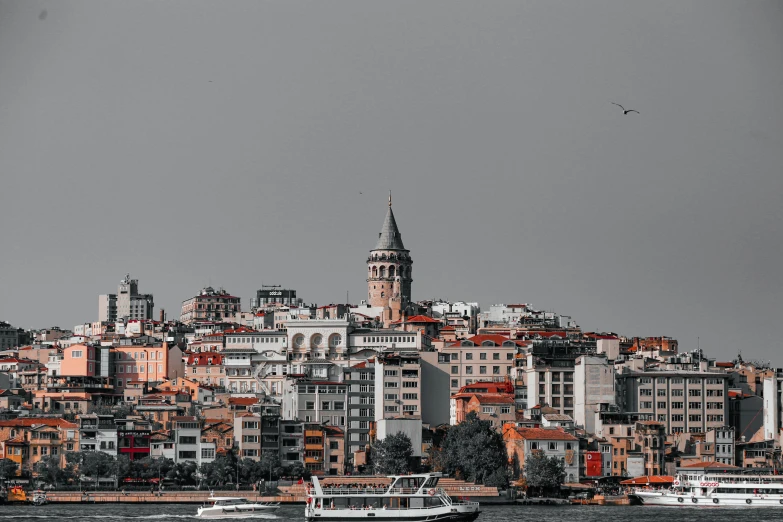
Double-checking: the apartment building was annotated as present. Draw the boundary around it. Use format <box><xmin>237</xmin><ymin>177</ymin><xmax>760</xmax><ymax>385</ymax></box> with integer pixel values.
<box><xmin>180</xmin><ymin>286</ymin><xmax>241</xmax><ymax>324</ymax></box>
<box><xmin>280</xmin><ymin>420</ymin><xmax>304</xmax><ymax>468</ymax></box>
<box><xmin>343</xmin><ymin>362</ymin><xmax>375</xmax><ymax>457</ymax></box>
<box><xmin>78</xmin><ymin>414</ymin><xmax>117</xmax><ymax>455</ymax></box>
<box><xmin>374</xmin><ymin>350</ymin><xmax>421</xmax><ymax>420</ymax></box>
<box><xmin>441</xmin><ymin>335</ymin><xmax>520</xmax><ymax>394</ymax></box>
<box><xmin>112</xmin><ymin>342</ymin><xmax>184</xmax><ymax>389</ymax></box>
<box><xmin>0</xmin><ymin>418</ymin><xmax>78</xmax><ymax>474</ymax></box>
<box><xmin>282</xmin><ymin>378</ymin><xmax>347</xmax><ymax>428</ymax></box>
<box><xmin>616</xmin><ymin>370</ymin><xmax>729</xmax><ymax>434</ymax></box>
<box><xmin>172</xmin><ymin>416</ymin><xmax>216</xmax><ymax>465</ymax></box>
<box><xmin>634</xmin><ymin>421</ymin><xmax>666</xmax><ymax>476</ymax></box>
<box><xmin>323</xmin><ymin>426</ymin><xmax>345</xmax><ymax>475</ymax></box>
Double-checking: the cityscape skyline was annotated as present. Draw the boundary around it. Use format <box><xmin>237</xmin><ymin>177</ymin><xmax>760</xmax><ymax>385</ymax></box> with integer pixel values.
<box><xmin>1</xmin><ymin>1</ymin><xmax>782</xmax><ymax>363</ymax></box>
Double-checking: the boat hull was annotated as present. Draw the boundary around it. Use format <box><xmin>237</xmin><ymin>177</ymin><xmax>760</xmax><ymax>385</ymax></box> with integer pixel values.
<box><xmin>196</xmin><ymin>506</ymin><xmax>279</xmax><ymax>518</ymax></box>
<box><xmin>633</xmin><ymin>492</ymin><xmax>783</xmax><ymax>507</ymax></box>
<box><xmin>306</xmin><ymin>512</ymin><xmax>480</xmax><ymax>522</ymax></box>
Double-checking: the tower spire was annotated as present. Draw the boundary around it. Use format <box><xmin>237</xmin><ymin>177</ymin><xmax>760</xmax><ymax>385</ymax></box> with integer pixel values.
<box><xmin>389</xmin><ymin>190</ymin><xmax>392</xmax><ymax>207</ymax></box>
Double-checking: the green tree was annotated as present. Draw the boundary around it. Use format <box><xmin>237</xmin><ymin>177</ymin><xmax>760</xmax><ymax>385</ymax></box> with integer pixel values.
<box><xmin>35</xmin><ymin>454</ymin><xmax>74</xmax><ymax>487</ymax></box>
<box><xmin>284</xmin><ymin>461</ymin><xmax>310</xmax><ymax>481</ymax></box>
<box><xmin>0</xmin><ymin>458</ymin><xmax>19</xmax><ymax>479</ymax></box>
<box><xmin>523</xmin><ymin>450</ymin><xmax>565</xmax><ymax>496</ymax></box>
<box><xmin>371</xmin><ymin>432</ymin><xmax>414</xmax><ymax>475</ymax></box>
<box><xmin>200</xmin><ymin>454</ymin><xmax>237</xmax><ymax>486</ymax></box>
<box><xmin>167</xmin><ymin>461</ymin><xmax>198</xmax><ymax>485</ymax></box>
<box><xmin>436</xmin><ymin>412</ymin><xmax>508</xmax><ymax>487</ymax></box>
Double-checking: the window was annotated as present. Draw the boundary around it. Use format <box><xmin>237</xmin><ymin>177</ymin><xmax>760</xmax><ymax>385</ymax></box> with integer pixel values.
<box><xmin>671</xmin><ymin>414</ymin><xmax>684</xmax><ymax>422</ymax></box>
<box><xmin>480</xmin><ymin>353</ymin><xmax>487</xmax><ymax>360</ymax></box>
<box><xmin>689</xmin><ymin>389</ymin><xmax>701</xmax><ymax>397</ymax></box>
<box><xmin>465</xmin><ymin>353</ymin><xmax>473</xmax><ymax>360</ymax></box>
<box><xmin>688</xmin><ymin>414</ymin><xmax>702</xmax><ymax>422</ymax></box>
<box><xmin>403</xmin><ymin>393</ymin><xmax>418</xmax><ymax>400</ymax></box>
<box><xmin>493</xmin><ymin>353</ymin><xmax>500</xmax><ymax>360</ymax></box>
<box><xmin>657</xmin><ymin>389</ymin><xmax>666</xmax><ymax>396</ymax></box>
<box><xmin>403</xmin><ymin>381</ymin><xmax>418</xmax><ymax>388</ymax></box>
<box><xmin>657</xmin><ymin>402</ymin><xmax>666</xmax><ymax>409</ymax></box>
<box><xmin>639</xmin><ymin>389</ymin><xmax>652</xmax><ymax>396</ymax></box>
<box><xmin>451</xmin><ymin>379</ymin><xmax>458</xmax><ymax>388</ymax></box>
<box><xmin>501</xmin><ymin>406</ymin><xmax>511</xmax><ymax>414</ymax></box>
<box><xmin>671</xmin><ymin>389</ymin><xmax>683</xmax><ymax>396</ymax></box>
<box><xmin>179</xmin><ymin>436</ymin><xmax>197</xmax><ymax>444</ymax></box>
<box><xmin>641</xmin><ymin>402</ymin><xmax>653</xmax><ymax>409</ymax></box>
<box><xmin>385</xmin><ymin>382</ymin><xmax>399</xmax><ymax>388</ymax></box>
<box><xmin>306</xmin><ymin>402</ymin><xmax>315</xmax><ymax>410</ymax></box>
<box><xmin>384</xmin><ymin>394</ymin><xmax>398</xmax><ymax>400</ymax></box>
<box><xmin>451</xmin><ymin>366</ymin><xmax>458</xmax><ymax>374</ymax></box>
<box><xmin>322</xmin><ymin>401</ymin><xmax>331</xmax><ymax>410</ymax></box>
<box><xmin>688</xmin><ymin>402</ymin><xmax>701</xmax><ymax>409</ymax></box>
<box><xmin>493</xmin><ymin>366</ymin><xmax>501</xmax><ymax>375</ymax></box>
<box><xmin>479</xmin><ymin>366</ymin><xmax>487</xmax><ymax>374</ymax></box>
<box><xmin>71</xmin><ymin>350</ymin><xmax>83</xmax><ymax>358</ymax></box>
<box><xmin>465</xmin><ymin>366</ymin><xmax>473</xmax><ymax>375</ymax></box>
<box><xmin>482</xmin><ymin>407</ymin><xmax>493</xmax><ymax>414</ymax></box>
<box><xmin>549</xmin><ymin>442</ymin><xmax>557</xmax><ymax>450</ymax></box>
<box><xmin>531</xmin><ymin>442</ymin><xmax>539</xmax><ymax>450</ymax></box>
<box><xmin>201</xmin><ymin>448</ymin><xmax>215</xmax><ymax>459</ymax></box>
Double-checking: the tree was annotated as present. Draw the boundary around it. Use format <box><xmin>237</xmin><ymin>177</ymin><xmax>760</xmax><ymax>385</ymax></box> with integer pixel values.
<box><xmin>436</xmin><ymin>412</ymin><xmax>508</xmax><ymax>487</ymax></box>
<box><xmin>167</xmin><ymin>461</ymin><xmax>198</xmax><ymax>485</ymax></box>
<box><xmin>284</xmin><ymin>461</ymin><xmax>310</xmax><ymax>481</ymax></box>
<box><xmin>371</xmin><ymin>432</ymin><xmax>414</xmax><ymax>475</ymax></box>
<box><xmin>35</xmin><ymin>454</ymin><xmax>75</xmax><ymax>487</ymax></box>
<box><xmin>523</xmin><ymin>450</ymin><xmax>565</xmax><ymax>496</ymax></box>
<box><xmin>200</xmin><ymin>454</ymin><xmax>237</xmax><ymax>486</ymax></box>
<box><xmin>0</xmin><ymin>458</ymin><xmax>18</xmax><ymax>480</ymax></box>
<box><xmin>77</xmin><ymin>451</ymin><xmax>117</xmax><ymax>488</ymax></box>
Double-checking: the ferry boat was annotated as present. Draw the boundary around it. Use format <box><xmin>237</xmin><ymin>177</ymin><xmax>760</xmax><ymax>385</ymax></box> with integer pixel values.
<box><xmin>304</xmin><ymin>472</ymin><xmax>481</xmax><ymax>521</ymax></box>
<box><xmin>195</xmin><ymin>496</ymin><xmax>280</xmax><ymax>518</ymax></box>
<box><xmin>632</xmin><ymin>473</ymin><xmax>783</xmax><ymax>506</ymax></box>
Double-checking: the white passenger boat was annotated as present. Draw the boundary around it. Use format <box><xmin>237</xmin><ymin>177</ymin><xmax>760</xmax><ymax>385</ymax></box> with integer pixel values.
<box><xmin>195</xmin><ymin>496</ymin><xmax>280</xmax><ymax>518</ymax></box>
<box><xmin>632</xmin><ymin>473</ymin><xmax>783</xmax><ymax>506</ymax></box>
<box><xmin>304</xmin><ymin>472</ymin><xmax>481</xmax><ymax>521</ymax></box>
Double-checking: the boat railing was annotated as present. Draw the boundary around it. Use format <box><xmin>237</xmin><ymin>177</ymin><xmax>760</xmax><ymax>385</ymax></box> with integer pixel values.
<box><xmin>318</xmin><ymin>487</ymin><xmax>391</xmax><ymax>496</ymax></box>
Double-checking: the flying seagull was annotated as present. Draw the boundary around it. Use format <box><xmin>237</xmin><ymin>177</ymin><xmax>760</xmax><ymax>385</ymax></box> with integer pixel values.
<box><xmin>611</xmin><ymin>102</ymin><xmax>639</xmax><ymax>115</ymax></box>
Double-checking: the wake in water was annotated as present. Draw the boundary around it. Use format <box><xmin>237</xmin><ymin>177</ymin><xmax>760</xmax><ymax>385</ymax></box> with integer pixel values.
<box><xmin>0</xmin><ymin>513</ymin><xmax>278</xmax><ymax>520</ymax></box>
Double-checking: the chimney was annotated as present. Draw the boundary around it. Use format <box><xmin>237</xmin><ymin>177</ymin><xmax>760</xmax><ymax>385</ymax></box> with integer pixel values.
<box><xmin>160</xmin><ymin>309</ymin><xmax>166</xmax><ymax>322</ymax></box>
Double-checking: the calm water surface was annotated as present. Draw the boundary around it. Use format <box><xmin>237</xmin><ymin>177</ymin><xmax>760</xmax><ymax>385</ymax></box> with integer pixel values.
<box><xmin>2</xmin><ymin>504</ymin><xmax>783</xmax><ymax>522</ymax></box>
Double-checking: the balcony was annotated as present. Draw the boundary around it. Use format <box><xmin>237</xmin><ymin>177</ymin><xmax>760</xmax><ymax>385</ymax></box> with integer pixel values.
<box><xmin>305</xmin><ymin>443</ymin><xmax>323</xmax><ymax>451</ymax></box>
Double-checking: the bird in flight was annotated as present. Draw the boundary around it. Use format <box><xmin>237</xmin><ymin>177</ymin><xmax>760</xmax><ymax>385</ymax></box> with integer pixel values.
<box><xmin>611</xmin><ymin>102</ymin><xmax>639</xmax><ymax>115</ymax></box>
<box><xmin>359</xmin><ymin>192</ymin><xmax>363</xmax><ymax>195</ymax></box>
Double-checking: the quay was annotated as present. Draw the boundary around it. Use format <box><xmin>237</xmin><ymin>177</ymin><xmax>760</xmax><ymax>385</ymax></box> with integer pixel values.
<box><xmin>43</xmin><ymin>491</ymin><xmax>302</xmax><ymax>504</ymax></box>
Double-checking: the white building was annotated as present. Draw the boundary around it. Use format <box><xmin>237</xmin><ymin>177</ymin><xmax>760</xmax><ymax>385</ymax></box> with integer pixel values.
<box><xmin>574</xmin><ymin>355</ymin><xmax>615</xmax><ymax>434</ymax></box>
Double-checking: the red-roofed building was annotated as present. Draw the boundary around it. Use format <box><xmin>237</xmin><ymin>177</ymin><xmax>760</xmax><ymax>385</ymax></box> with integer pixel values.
<box><xmin>0</xmin><ymin>417</ymin><xmax>79</xmax><ymax>473</ymax></box>
<box><xmin>502</xmin><ymin>425</ymin><xmax>580</xmax><ymax>481</ymax></box>
<box><xmin>185</xmin><ymin>351</ymin><xmax>225</xmax><ymax>389</ymax></box>
<box><xmin>180</xmin><ymin>286</ymin><xmax>241</xmax><ymax>324</ymax></box>
<box><xmin>451</xmin><ymin>392</ymin><xmax>516</xmax><ymax>429</ymax></box>
<box><xmin>390</xmin><ymin>314</ymin><xmax>442</xmax><ymax>337</ymax></box>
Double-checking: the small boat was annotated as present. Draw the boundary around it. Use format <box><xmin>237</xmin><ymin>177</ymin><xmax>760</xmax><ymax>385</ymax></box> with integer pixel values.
<box><xmin>31</xmin><ymin>490</ymin><xmax>48</xmax><ymax>506</ymax></box>
<box><xmin>196</xmin><ymin>496</ymin><xmax>280</xmax><ymax>518</ymax></box>
<box><xmin>305</xmin><ymin>472</ymin><xmax>481</xmax><ymax>521</ymax></box>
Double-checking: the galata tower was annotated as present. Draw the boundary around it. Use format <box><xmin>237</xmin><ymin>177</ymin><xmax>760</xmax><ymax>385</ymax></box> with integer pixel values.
<box><xmin>367</xmin><ymin>192</ymin><xmax>412</xmax><ymax>322</ymax></box>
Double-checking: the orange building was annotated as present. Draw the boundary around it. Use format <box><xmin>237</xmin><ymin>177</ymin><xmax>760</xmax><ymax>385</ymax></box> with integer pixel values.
<box><xmin>60</xmin><ymin>344</ymin><xmax>98</xmax><ymax>377</ymax></box>
<box><xmin>0</xmin><ymin>418</ymin><xmax>79</xmax><ymax>475</ymax></box>
<box><xmin>112</xmin><ymin>343</ymin><xmax>184</xmax><ymax>389</ymax></box>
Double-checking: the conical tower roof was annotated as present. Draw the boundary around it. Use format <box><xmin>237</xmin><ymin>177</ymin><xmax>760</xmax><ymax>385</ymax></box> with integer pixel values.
<box><xmin>374</xmin><ymin>194</ymin><xmax>406</xmax><ymax>251</ymax></box>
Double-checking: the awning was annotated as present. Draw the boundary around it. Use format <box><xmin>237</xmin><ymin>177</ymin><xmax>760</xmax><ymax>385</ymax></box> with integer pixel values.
<box><xmin>620</xmin><ymin>475</ymin><xmax>674</xmax><ymax>485</ymax></box>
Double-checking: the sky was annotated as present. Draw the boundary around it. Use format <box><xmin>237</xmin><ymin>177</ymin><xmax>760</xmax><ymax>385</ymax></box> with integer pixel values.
<box><xmin>0</xmin><ymin>1</ymin><xmax>781</xmax><ymax>363</ymax></box>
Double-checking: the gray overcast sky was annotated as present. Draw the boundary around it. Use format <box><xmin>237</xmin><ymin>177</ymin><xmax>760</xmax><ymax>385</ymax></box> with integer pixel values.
<box><xmin>1</xmin><ymin>1</ymin><xmax>781</xmax><ymax>362</ymax></box>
